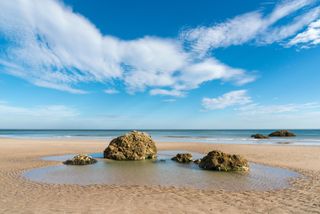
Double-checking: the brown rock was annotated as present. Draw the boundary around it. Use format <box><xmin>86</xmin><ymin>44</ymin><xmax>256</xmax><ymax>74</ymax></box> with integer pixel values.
<box><xmin>103</xmin><ymin>131</ymin><xmax>157</xmax><ymax>160</ymax></box>
<box><xmin>251</xmin><ymin>134</ymin><xmax>269</xmax><ymax>139</ymax></box>
<box><xmin>63</xmin><ymin>154</ymin><xmax>97</xmax><ymax>165</ymax></box>
<box><xmin>199</xmin><ymin>150</ymin><xmax>249</xmax><ymax>172</ymax></box>
<box><xmin>193</xmin><ymin>159</ymin><xmax>201</xmax><ymax>164</ymax></box>
<box><xmin>269</xmin><ymin>130</ymin><xmax>296</xmax><ymax>137</ymax></box>
<box><xmin>171</xmin><ymin>153</ymin><xmax>193</xmax><ymax>163</ymax></box>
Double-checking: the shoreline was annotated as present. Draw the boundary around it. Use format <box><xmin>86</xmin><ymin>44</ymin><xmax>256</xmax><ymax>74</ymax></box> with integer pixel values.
<box><xmin>2</xmin><ymin>135</ymin><xmax>320</xmax><ymax>147</ymax></box>
<box><xmin>0</xmin><ymin>138</ymin><xmax>320</xmax><ymax>213</ymax></box>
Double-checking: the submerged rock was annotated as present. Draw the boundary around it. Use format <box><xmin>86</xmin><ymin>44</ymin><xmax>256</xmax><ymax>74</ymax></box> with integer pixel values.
<box><xmin>199</xmin><ymin>150</ymin><xmax>249</xmax><ymax>172</ymax></box>
<box><xmin>251</xmin><ymin>134</ymin><xmax>269</xmax><ymax>139</ymax></box>
<box><xmin>269</xmin><ymin>130</ymin><xmax>296</xmax><ymax>137</ymax></box>
<box><xmin>171</xmin><ymin>153</ymin><xmax>193</xmax><ymax>163</ymax></box>
<box><xmin>277</xmin><ymin>141</ymin><xmax>292</xmax><ymax>145</ymax></box>
<box><xmin>104</xmin><ymin>131</ymin><xmax>157</xmax><ymax>160</ymax></box>
<box><xmin>63</xmin><ymin>154</ymin><xmax>97</xmax><ymax>165</ymax></box>
<box><xmin>153</xmin><ymin>159</ymin><xmax>166</xmax><ymax>163</ymax></box>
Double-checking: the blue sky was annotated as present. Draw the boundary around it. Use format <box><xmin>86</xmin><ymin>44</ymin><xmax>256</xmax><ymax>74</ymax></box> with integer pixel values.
<box><xmin>0</xmin><ymin>0</ymin><xmax>320</xmax><ymax>129</ymax></box>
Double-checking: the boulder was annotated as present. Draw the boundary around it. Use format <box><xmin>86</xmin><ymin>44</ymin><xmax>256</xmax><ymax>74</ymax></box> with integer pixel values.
<box><xmin>63</xmin><ymin>154</ymin><xmax>97</xmax><ymax>165</ymax></box>
<box><xmin>104</xmin><ymin>131</ymin><xmax>157</xmax><ymax>160</ymax></box>
<box><xmin>269</xmin><ymin>130</ymin><xmax>296</xmax><ymax>137</ymax></box>
<box><xmin>251</xmin><ymin>134</ymin><xmax>269</xmax><ymax>139</ymax></box>
<box><xmin>171</xmin><ymin>153</ymin><xmax>193</xmax><ymax>163</ymax></box>
<box><xmin>199</xmin><ymin>150</ymin><xmax>249</xmax><ymax>172</ymax></box>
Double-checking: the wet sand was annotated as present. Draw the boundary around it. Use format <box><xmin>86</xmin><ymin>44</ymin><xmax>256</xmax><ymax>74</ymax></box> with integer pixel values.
<box><xmin>0</xmin><ymin>138</ymin><xmax>320</xmax><ymax>213</ymax></box>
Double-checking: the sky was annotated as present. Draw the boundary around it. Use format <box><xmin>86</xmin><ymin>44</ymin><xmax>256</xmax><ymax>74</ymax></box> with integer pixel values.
<box><xmin>0</xmin><ymin>0</ymin><xmax>320</xmax><ymax>129</ymax></box>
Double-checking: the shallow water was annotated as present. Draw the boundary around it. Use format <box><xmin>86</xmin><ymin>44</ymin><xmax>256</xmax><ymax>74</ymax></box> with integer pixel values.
<box><xmin>24</xmin><ymin>151</ymin><xmax>300</xmax><ymax>191</ymax></box>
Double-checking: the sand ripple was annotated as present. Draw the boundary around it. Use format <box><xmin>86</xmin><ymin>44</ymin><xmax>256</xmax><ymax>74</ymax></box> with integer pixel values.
<box><xmin>0</xmin><ymin>139</ymin><xmax>320</xmax><ymax>213</ymax></box>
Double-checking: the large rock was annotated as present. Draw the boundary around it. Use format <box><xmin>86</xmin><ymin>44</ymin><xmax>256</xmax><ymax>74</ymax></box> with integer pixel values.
<box><xmin>251</xmin><ymin>134</ymin><xmax>269</xmax><ymax>139</ymax></box>
<box><xmin>171</xmin><ymin>153</ymin><xmax>193</xmax><ymax>163</ymax></box>
<box><xmin>269</xmin><ymin>130</ymin><xmax>296</xmax><ymax>137</ymax></box>
<box><xmin>63</xmin><ymin>154</ymin><xmax>97</xmax><ymax>165</ymax></box>
<box><xmin>199</xmin><ymin>150</ymin><xmax>249</xmax><ymax>172</ymax></box>
<box><xmin>104</xmin><ymin>131</ymin><xmax>157</xmax><ymax>160</ymax></box>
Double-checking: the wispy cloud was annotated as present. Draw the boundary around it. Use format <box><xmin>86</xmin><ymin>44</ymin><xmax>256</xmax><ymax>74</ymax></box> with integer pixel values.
<box><xmin>104</xmin><ymin>88</ymin><xmax>119</xmax><ymax>94</ymax></box>
<box><xmin>0</xmin><ymin>101</ymin><xmax>79</xmax><ymax>119</ymax></box>
<box><xmin>202</xmin><ymin>89</ymin><xmax>320</xmax><ymax>113</ymax></box>
<box><xmin>288</xmin><ymin>19</ymin><xmax>320</xmax><ymax>47</ymax></box>
<box><xmin>0</xmin><ymin>0</ymin><xmax>319</xmax><ymax>97</ymax></box>
<box><xmin>237</xmin><ymin>102</ymin><xmax>320</xmax><ymax>115</ymax></box>
<box><xmin>202</xmin><ymin>90</ymin><xmax>252</xmax><ymax>110</ymax></box>
<box><xmin>182</xmin><ymin>0</ymin><xmax>320</xmax><ymax>55</ymax></box>
<box><xmin>0</xmin><ymin>101</ymin><xmax>133</xmax><ymax>129</ymax></box>
<box><xmin>0</xmin><ymin>0</ymin><xmax>255</xmax><ymax>97</ymax></box>
<box><xmin>149</xmin><ymin>89</ymin><xmax>185</xmax><ymax>97</ymax></box>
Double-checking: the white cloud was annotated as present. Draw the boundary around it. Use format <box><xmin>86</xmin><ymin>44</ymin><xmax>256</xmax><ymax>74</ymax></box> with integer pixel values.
<box><xmin>1</xmin><ymin>0</ymin><xmax>318</xmax><ymax>97</ymax></box>
<box><xmin>104</xmin><ymin>88</ymin><xmax>119</xmax><ymax>94</ymax></box>
<box><xmin>260</xmin><ymin>6</ymin><xmax>320</xmax><ymax>44</ymax></box>
<box><xmin>288</xmin><ymin>19</ymin><xmax>320</xmax><ymax>47</ymax></box>
<box><xmin>0</xmin><ymin>102</ymin><xmax>79</xmax><ymax>119</ymax></box>
<box><xmin>0</xmin><ymin>101</ymin><xmax>133</xmax><ymax>129</ymax></box>
<box><xmin>0</xmin><ymin>0</ymin><xmax>254</xmax><ymax>96</ymax></box>
<box><xmin>202</xmin><ymin>90</ymin><xmax>252</xmax><ymax>110</ymax></box>
<box><xmin>182</xmin><ymin>0</ymin><xmax>320</xmax><ymax>55</ymax></box>
<box><xmin>202</xmin><ymin>89</ymin><xmax>320</xmax><ymax>113</ymax></box>
<box><xmin>149</xmin><ymin>89</ymin><xmax>185</xmax><ymax>97</ymax></box>
<box><xmin>237</xmin><ymin>102</ymin><xmax>320</xmax><ymax>115</ymax></box>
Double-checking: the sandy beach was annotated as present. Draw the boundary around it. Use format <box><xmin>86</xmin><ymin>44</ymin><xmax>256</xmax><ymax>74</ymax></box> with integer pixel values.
<box><xmin>0</xmin><ymin>138</ymin><xmax>319</xmax><ymax>214</ymax></box>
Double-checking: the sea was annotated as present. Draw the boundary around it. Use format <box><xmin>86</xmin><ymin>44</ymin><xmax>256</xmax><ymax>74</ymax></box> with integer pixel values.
<box><xmin>1</xmin><ymin>129</ymin><xmax>320</xmax><ymax>145</ymax></box>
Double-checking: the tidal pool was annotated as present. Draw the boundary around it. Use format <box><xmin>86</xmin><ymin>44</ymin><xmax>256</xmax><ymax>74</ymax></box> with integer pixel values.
<box><xmin>24</xmin><ymin>151</ymin><xmax>300</xmax><ymax>191</ymax></box>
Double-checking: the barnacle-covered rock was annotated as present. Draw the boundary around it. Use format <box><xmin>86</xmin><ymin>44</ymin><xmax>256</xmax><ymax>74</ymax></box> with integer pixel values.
<box><xmin>199</xmin><ymin>150</ymin><xmax>249</xmax><ymax>172</ymax></box>
<box><xmin>171</xmin><ymin>153</ymin><xmax>193</xmax><ymax>163</ymax></box>
<box><xmin>104</xmin><ymin>131</ymin><xmax>157</xmax><ymax>160</ymax></box>
<box><xmin>63</xmin><ymin>154</ymin><xmax>97</xmax><ymax>165</ymax></box>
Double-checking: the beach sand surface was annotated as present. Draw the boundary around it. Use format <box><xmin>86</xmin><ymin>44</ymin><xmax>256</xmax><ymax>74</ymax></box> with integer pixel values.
<box><xmin>0</xmin><ymin>138</ymin><xmax>319</xmax><ymax>213</ymax></box>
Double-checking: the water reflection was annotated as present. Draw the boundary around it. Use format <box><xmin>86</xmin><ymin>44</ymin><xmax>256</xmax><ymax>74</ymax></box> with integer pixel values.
<box><xmin>25</xmin><ymin>151</ymin><xmax>300</xmax><ymax>191</ymax></box>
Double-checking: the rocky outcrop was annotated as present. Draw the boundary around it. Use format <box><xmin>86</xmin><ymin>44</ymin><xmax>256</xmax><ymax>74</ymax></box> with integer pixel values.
<box><xmin>63</xmin><ymin>154</ymin><xmax>97</xmax><ymax>165</ymax></box>
<box><xmin>104</xmin><ymin>131</ymin><xmax>157</xmax><ymax>160</ymax></box>
<box><xmin>251</xmin><ymin>134</ymin><xmax>269</xmax><ymax>139</ymax></box>
<box><xmin>171</xmin><ymin>153</ymin><xmax>193</xmax><ymax>163</ymax></box>
<box><xmin>198</xmin><ymin>150</ymin><xmax>249</xmax><ymax>172</ymax></box>
<box><xmin>269</xmin><ymin>130</ymin><xmax>296</xmax><ymax>137</ymax></box>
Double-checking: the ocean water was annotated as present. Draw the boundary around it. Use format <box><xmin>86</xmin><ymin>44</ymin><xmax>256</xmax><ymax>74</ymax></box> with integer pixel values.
<box><xmin>1</xmin><ymin>129</ymin><xmax>320</xmax><ymax>145</ymax></box>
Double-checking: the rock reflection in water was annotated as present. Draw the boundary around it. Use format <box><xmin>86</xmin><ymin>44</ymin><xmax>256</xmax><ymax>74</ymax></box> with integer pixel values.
<box><xmin>24</xmin><ymin>151</ymin><xmax>299</xmax><ymax>191</ymax></box>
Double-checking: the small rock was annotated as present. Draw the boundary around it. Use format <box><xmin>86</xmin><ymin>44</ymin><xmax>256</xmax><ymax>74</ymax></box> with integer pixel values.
<box><xmin>63</xmin><ymin>154</ymin><xmax>97</xmax><ymax>165</ymax></box>
<box><xmin>269</xmin><ymin>130</ymin><xmax>296</xmax><ymax>137</ymax></box>
<box><xmin>251</xmin><ymin>134</ymin><xmax>269</xmax><ymax>139</ymax></box>
<box><xmin>199</xmin><ymin>150</ymin><xmax>249</xmax><ymax>172</ymax></box>
<box><xmin>193</xmin><ymin>159</ymin><xmax>201</xmax><ymax>164</ymax></box>
<box><xmin>171</xmin><ymin>153</ymin><xmax>193</xmax><ymax>163</ymax></box>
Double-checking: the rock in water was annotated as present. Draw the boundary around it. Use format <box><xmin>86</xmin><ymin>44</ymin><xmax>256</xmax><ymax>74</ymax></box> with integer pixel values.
<box><xmin>193</xmin><ymin>159</ymin><xmax>201</xmax><ymax>164</ymax></box>
<box><xmin>199</xmin><ymin>150</ymin><xmax>249</xmax><ymax>172</ymax></box>
<box><xmin>63</xmin><ymin>154</ymin><xmax>97</xmax><ymax>165</ymax></box>
<box><xmin>104</xmin><ymin>131</ymin><xmax>157</xmax><ymax>160</ymax></box>
<box><xmin>269</xmin><ymin>130</ymin><xmax>296</xmax><ymax>137</ymax></box>
<box><xmin>171</xmin><ymin>153</ymin><xmax>193</xmax><ymax>163</ymax></box>
<box><xmin>251</xmin><ymin>134</ymin><xmax>269</xmax><ymax>139</ymax></box>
